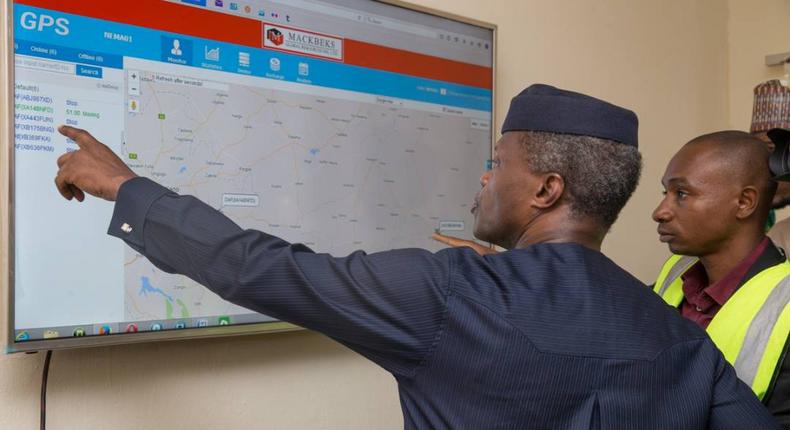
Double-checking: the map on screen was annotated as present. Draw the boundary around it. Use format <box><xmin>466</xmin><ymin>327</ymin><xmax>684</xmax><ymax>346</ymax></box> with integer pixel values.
<box><xmin>9</xmin><ymin>0</ymin><xmax>493</xmax><ymax>349</ymax></box>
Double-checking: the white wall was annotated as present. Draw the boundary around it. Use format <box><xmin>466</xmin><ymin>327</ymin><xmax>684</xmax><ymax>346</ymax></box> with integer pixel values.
<box><xmin>0</xmin><ymin>1</ymin><xmax>748</xmax><ymax>429</ymax></box>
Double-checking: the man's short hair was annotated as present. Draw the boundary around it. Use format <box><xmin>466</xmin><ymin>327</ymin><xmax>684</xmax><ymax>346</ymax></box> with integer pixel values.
<box><xmin>519</xmin><ymin>131</ymin><xmax>642</xmax><ymax>228</ymax></box>
<box><xmin>688</xmin><ymin>130</ymin><xmax>777</xmax><ymax>217</ymax></box>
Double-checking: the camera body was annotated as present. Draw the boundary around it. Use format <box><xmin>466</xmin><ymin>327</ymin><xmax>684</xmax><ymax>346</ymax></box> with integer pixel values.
<box><xmin>769</xmin><ymin>128</ymin><xmax>790</xmax><ymax>181</ymax></box>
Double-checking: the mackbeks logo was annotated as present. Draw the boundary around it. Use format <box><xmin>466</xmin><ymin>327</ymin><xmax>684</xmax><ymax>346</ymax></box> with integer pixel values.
<box><xmin>266</xmin><ymin>28</ymin><xmax>284</xmax><ymax>46</ymax></box>
<box><xmin>263</xmin><ymin>25</ymin><xmax>343</xmax><ymax>61</ymax></box>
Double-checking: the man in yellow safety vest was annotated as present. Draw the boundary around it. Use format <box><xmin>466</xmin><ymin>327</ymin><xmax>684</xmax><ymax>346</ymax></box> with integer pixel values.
<box><xmin>653</xmin><ymin>130</ymin><xmax>789</xmax><ymax>426</ymax></box>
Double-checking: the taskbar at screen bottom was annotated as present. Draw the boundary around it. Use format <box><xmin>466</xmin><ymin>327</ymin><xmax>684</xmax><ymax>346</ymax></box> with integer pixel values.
<box><xmin>12</xmin><ymin>312</ymin><xmax>280</xmax><ymax>344</ymax></box>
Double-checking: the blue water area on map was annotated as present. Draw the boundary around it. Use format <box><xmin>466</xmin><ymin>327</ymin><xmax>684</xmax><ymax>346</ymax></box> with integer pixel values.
<box><xmin>309</xmin><ymin>148</ymin><xmax>320</xmax><ymax>156</ymax></box>
<box><xmin>139</xmin><ymin>276</ymin><xmax>173</xmax><ymax>302</ymax></box>
<box><xmin>179</xmin><ymin>166</ymin><xmax>187</xmax><ymax>174</ymax></box>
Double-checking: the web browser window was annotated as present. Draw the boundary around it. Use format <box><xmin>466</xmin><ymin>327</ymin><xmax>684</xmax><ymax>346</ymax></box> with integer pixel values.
<box><xmin>8</xmin><ymin>0</ymin><xmax>494</xmax><ymax>350</ymax></box>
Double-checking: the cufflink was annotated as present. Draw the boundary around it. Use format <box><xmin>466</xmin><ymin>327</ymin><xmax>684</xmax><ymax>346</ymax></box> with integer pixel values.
<box><xmin>120</xmin><ymin>223</ymin><xmax>133</xmax><ymax>234</ymax></box>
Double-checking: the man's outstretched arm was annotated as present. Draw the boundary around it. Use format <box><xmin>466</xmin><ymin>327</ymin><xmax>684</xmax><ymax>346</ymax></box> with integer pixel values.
<box><xmin>55</xmin><ymin>126</ymin><xmax>453</xmax><ymax>378</ymax></box>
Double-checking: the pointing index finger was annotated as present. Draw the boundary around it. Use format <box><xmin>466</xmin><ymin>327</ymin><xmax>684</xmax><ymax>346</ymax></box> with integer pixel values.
<box><xmin>58</xmin><ymin>125</ymin><xmax>94</xmax><ymax>149</ymax></box>
<box><xmin>432</xmin><ymin>232</ymin><xmax>463</xmax><ymax>246</ymax></box>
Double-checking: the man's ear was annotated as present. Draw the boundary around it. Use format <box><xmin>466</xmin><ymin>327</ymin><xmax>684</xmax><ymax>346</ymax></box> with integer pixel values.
<box><xmin>735</xmin><ymin>186</ymin><xmax>759</xmax><ymax>220</ymax></box>
<box><xmin>533</xmin><ymin>173</ymin><xmax>565</xmax><ymax>209</ymax></box>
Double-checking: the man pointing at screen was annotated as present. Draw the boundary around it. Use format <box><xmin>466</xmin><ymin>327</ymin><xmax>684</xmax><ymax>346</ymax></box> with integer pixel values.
<box><xmin>53</xmin><ymin>84</ymin><xmax>778</xmax><ymax>428</ymax></box>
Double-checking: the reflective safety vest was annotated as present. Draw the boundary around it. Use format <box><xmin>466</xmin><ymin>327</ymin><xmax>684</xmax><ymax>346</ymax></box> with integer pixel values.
<box><xmin>654</xmin><ymin>254</ymin><xmax>790</xmax><ymax>401</ymax></box>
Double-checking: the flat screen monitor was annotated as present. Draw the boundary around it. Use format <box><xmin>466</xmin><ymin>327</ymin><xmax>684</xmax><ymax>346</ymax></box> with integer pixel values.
<box><xmin>4</xmin><ymin>0</ymin><xmax>495</xmax><ymax>352</ymax></box>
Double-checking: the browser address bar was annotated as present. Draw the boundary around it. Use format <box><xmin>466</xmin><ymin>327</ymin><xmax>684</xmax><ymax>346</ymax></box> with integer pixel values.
<box><xmin>268</xmin><ymin>0</ymin><xmax>439</xmax><ymax>38</ymax></box>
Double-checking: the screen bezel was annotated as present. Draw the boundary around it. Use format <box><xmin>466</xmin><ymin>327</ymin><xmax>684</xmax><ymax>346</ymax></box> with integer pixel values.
<box><xmin>2</xmin><ymin>0</ymin><xmax>497</xmax><ymax>353</ymax></box>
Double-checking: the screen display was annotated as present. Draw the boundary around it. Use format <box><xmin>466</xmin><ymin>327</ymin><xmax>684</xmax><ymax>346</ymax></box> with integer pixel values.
<box><xmin>8</xmin><ymin>0</ymin><xmax>494</xmax><ymax>350</ymax></box>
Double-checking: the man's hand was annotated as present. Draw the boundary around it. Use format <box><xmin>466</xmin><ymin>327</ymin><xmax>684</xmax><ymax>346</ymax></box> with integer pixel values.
<box><xmin>54</xmin><ymin>125</ymin><xmax>137</xmax><ymax>202</ymax></box>
<box><xmin>431</xmin><ymin>232</ymin><xmax>498</xmax><ymax>256</ymax></box>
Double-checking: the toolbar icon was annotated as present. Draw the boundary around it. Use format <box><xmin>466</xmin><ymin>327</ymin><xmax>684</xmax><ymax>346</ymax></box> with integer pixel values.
<box><xmin>205</xmin><ymin>46</ymin><xmax>220</xmax><ymax>61</ymax></box>
<box><xmin>170</xmin><ymin>39</ymin><xmax>183</xmax><ymax>56</ymax></box>
<box><xmin>269</xmin><ymin>57</ymin><xmax>281</xmax><ymax>72</ymax></box>
<box><xmin>239</xmin><ymin>51</ymin><xmax>250</xmax><ymax>67</ymax></box>
<box><xmin>162</xmin><ymin>36</ymin><xmax>193</xmax><ymax>65</ymax></box>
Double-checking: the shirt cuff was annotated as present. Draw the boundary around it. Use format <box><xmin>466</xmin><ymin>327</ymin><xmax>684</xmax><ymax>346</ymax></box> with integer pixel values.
<box><xmin>107</xmin><ymin>177</ymin><xmax>173</xmax><ymax>250</ymax></box>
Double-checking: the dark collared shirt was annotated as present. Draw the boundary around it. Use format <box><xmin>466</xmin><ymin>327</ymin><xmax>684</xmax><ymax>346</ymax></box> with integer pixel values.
<box><xmin>680</xmin><ymin>237</ymin><xmax>770</xmax><ymax>328</ymax></box>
